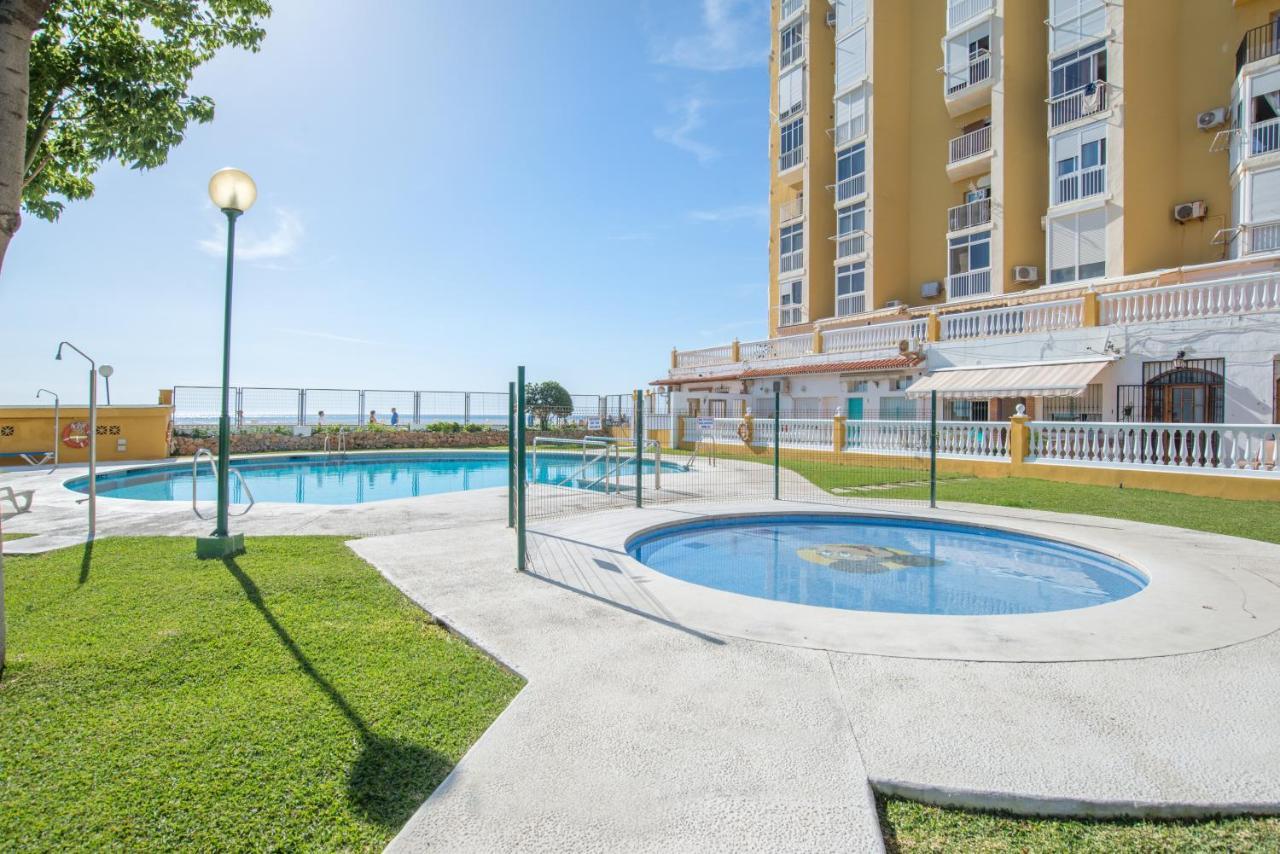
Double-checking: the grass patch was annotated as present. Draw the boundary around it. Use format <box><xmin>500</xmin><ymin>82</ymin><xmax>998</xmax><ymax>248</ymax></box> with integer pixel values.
<box><xmin>0</xmin><ymin>536</ymin><xmax>522</xmax><ymax>851</ymax></box>
<box><xmin>879</xmin><ymin>795</ymin><xmax>1280</xmax><ymax>853</ymax></box>
<box><xmin>2</xmin><ymin>532</ymin><xmax>36</xmax><ymax>541</ymax></box>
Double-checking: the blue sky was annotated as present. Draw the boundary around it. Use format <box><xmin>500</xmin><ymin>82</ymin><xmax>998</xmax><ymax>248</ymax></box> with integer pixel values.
<box><xmin>0</xmin><ymin>0</ymin><xmax>771</xmax><ymax>405</ymax></box>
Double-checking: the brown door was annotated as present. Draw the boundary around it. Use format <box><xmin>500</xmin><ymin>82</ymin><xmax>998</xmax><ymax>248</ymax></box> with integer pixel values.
<box><xmin>1165</xmin><ymin>385</ymin><xmax>1206</xmax><ymax>423</ymax></box>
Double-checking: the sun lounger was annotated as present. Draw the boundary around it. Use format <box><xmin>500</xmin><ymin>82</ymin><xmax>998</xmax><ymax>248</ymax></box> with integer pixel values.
<box><xmin>0</xmin><ymin>485</ymin><xmax>34</xmax><ymax>514</ymax></box>
<box><xmin>0</xmin><ymin>450</ymin><xmax>54</xmax><ymax>466</ymax></box>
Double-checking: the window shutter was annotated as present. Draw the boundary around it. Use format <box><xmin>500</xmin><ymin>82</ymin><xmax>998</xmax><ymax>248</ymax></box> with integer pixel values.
<box><xmin>1050</xmin><ymin>215</ymin><xmax>1078</xmax><ymax>273</ymax></box>
<box><xmin>1077</xmin><ymin>209</ymin><xmax>1107</xmax><ymax>269</ymax></box>
<box><xmin>779</xmin><ymin>66</ymin><xmax>803</xmax><ymax>115</ymax></box>
<box><xmin>1251</xmin><ymin>67</ymin><xmax>1280</xmax><ymax>100</ymax></box>
<box><xmin>1053</xmin><ymin>129</ymin><xmax>1083</xmax><ymax>165</ymax></box>
<box><xmin>1249</xmin><ymin>168</ymin><xmax>1280</xmax><ymax>221</ymax></box>
<box><xmin>837</xmin><ymin>28</ymin><xmax>866</xmax><ymax>90</ymax></box>
<box><xmin>1079</xmin><ymin>0</ymin><xmax>1106</xmax><ymax>41</ymax></box>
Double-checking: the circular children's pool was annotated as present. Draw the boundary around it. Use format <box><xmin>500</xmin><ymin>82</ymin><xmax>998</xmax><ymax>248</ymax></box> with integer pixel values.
<box><xmin>67</xmin><ymin>452</ymin><xmax>684</xmax><ymax>506</ymax></box>
<box><xmin>626</xmin><ymin>514</ymin><xmax>1148</xmax><ymax>616</ymax></box>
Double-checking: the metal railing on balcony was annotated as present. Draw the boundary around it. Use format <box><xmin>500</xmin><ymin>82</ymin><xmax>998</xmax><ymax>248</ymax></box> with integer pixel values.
<box><xmin>1238</xmin><ymin>220</ymin><xmax>1280</xmax><ymax>256</ymax></box>
<box><xmin>948</xmin><ymin>125</ymin><xmax>992</xmax><ymax>164</ymax></box>
<box><xmin>1054</xmin><ymin>165</ymin><xmax>1105</xmax><ymax>206</ymax></box>
<box><xmin>779</xmin><ymin>196</ymin><xmax>804</xmax><ymax>224</ymax></box>
<box><xmin>944</xmin><ymin>49</ymin><xmax>992</xmax><ymax>97</ymax></box>
<box><xmin>1048</xmin><ymin>81</ymin><xmax>1108</xmax><ymax>129</ymax></box>
<box><xmin>833</xmin><ymin>114</ymin><xmax>867</xmax><ymax>148</ymax></box>
<box><xmin>834</xmin><ymin>172</ymin><xmax>866</xmax><ymax>203</ymax></box>
<box><xmin>836</xmin><ymin>292</ymin><xmax>866</xmax><ymax>317</ymax></box>
<box><xmin>780</xmin><ymin>0</ymin><xmax>804</xmax><ymax>24</ymax></box>
<box><xmin>947</xmin><ymin>0</ymin><xmax>992</xmax><ymax>32</ymax></box>
<box><xmin>1237</xmin><ymin>21</ymin><xmax>1280</xmax><ymax>73</ymax></box>
<box><xmin>779</xmin><ymin>145</ymin><xmax>804</xmax><ymax>172</ymax></box>
<box><xmin>834</xmin><ymin>230</ymin><xmax>866</xmax><ymax>260</ymax></box>
<box><xmin>948</xmin><ymin>268</ymin><xmax>992</xmax><ymax>299</ymax></box>
<box><xmin>1251</xmin><ymin>116</ymin><xmax>1280</xmax><ymax>157</ymax></box>
<box><xmin>780</xmin><ymin>248</ymin><xmax>805</xmax><ymax>274</ymax></box>
<box><xmin>947</xmin><ymin>197</ymin><xmax>991</xmax><ymax>232</ymax></box>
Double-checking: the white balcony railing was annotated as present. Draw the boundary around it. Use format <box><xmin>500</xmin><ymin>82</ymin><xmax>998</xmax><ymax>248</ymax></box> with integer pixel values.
<box><xmin>948</xmin><ymin>197</ymin><xmax>992</xmax><ymax>232</ymax></box>
<box><xmin>741</xmin><ymin>333</ymin><xmax>811</xmax><ymax>361</ymax></box>
<box><xmin>675</xmin><ymin>344</ymin><xmax>735</xmax><ymax>369</ymax></box>
<box><xmin>1028</xmin><ymin>422</ymin><xmax>1280</xmax><ymax>475</ymax></box>
<box><xmin>1099</xmin><ymin>273</ymin><xmax>1280</xmax><ymax>325</ymax></box>
<box><xmin>833</xmin><ymin>113</ymin><xmax>867</xmax><ymax>148</ymax></box>
<box><xmin>780</xmin><ymin>248</ymin><xmax>804</xmax><ymax>274</ymax></box>
<box><xmin>834</xmin><ymin>172</ymin><xmax>866</xmax><ymax>203</ymax></box>
<box><xmin>948</xmin><ymin>125</ymin><xmax>992</xmax><ymax>164</ymax></box>
<box><xmin>779</xmin><ymin>196</ymin><xmax>804</xmax><ymax>224</ymax></box>
<box><xmin>948</xmin><ymin>268</ymin><xmax>992</xmax><ymax>298</ymax></box>
<box><xmin>780</xmin><ymin>145</ymin><xmax>804</xmax><ymax>172</ymax></box>
<box><xmin>1250</xmin><ymin>116</ymin><xmax>1280</xmax><ymax>157</ymax></box>
<box><xmin>777</xmin><ymin>418</ymin><xmax>834</xmax><ymax>449</ymax></box>
<box><xmin>948</xmin><ymin>0</ymin><xmax>993</xmax><ymax>31</ymax></box>
<box><xmin>824</xmin><ymin>318</ymin><xmax>926</xmax><ymax>354</ymax></box>
<box><xmin>944</xmin><ymin>50</ymin><xmax>992</xmax><ymax>98</ymax></box>
<box><xmin>1238</xmin><ymin>220</ymin><xmax>1280</xmax><ymax>256</ymax></box>
<box><xmin>836</xmin><ymin>292</ymin><xmax>866</xmax><ymax>316</ymax></box>
<box><xmin>780</xmin><ymin>0</ymin><xmax>804</xmax><ymax>24</ymax></box>
<box><xmin>834</xmin><ymin>230</ymin><xmax>866</xmax><ymax>260</ymax></box>
<box><xmin>941</xmin><ymin>298</ymin><xmax>1083</xmax><ymax>341</ymax></box>
<box><xmin>1048</xmin><ymin>82</ymin><xmax>1108</xmax><ymax>130</ymax></box>
<box><xmin>1054</xmin><ymin>165</ymin><xmax>1106</xmax><ymax>206</ymax></box>
<box><xmin>936</xmin><ymin>421</ymin><xmax>1010</xmax><ymax>458</ymax></box>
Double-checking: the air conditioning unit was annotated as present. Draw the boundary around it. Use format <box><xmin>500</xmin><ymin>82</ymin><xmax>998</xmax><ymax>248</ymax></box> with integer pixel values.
<box><xmin>884</xmin><ymin>299</ymin><xmax>905</xmax><ymax>308</ymax></box>
<box><xmin>1196</xmin><ymin>108</ymin><xmax>1227</xmax><ymax>131</ymax></box>
<box><xmin>1173</xmin><ymin>200</ymin><xmax>1207</xmax><ymax>223</ymax></box>
<box><xmin>825</xmin><ymin>9</ymin><xmax>837</xmax><ymax>27</ymax></box>
<box><xmin>1013</xmin><ymin>265</ymin><xmax>1039</xmax><ymax>283</ymax></box>
<box><xmin>920</xmin><ymin>280</ymin><xmax>942</xmax><ymax>299</ymax></box>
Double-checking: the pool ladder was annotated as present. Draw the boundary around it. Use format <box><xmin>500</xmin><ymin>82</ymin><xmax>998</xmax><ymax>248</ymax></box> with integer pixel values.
<box><xmin>192</xmin><ymin>448</ymin><xmax>256</xmax><ymax>520</ymax></box>
<box><xmin>323</xmin><ymin>428</ymin><xmax>347</xmax><ymax>458</ymax></box>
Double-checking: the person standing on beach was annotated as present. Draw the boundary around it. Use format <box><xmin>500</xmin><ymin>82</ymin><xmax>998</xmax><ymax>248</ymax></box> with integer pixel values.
<box><xmin>390</xmin><ymin>407</ymin><xmax>400</xmax><ymax>427</ymax></box>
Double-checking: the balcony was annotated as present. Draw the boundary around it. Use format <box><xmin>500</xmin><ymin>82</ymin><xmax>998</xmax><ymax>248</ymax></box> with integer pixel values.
<box><xmin>947</xmin><ymin>0</ymin><xmax>992</xmax><ymax>32</ymax></box>
<box><xmin>833</xmin><ymin>113</ymin><xmax>867</xmax><ymax>148</ymax></box>
<box><xmin>942</xmin><ymin>49</ymin><xmax>994</xmax><ymax>116</ymax></box>
<box><xmin>1250</xmin><ymin>117</ymin><xmax>1280</xmax><ymax>158</ymax></box>
<box><xmin>833</xmin><ymin>172</ymin><xmax>866</xmax><ymax>204</ymax></box>
<box><xmin>780</xmin><ymin>247</ymin><xmax>804</xmax><ymax>275</ymax></box>
<box><xmin>1048</xmin><ymin>81</ymin><xmax>1108</xmax><ymax>130</ymax></box>
<box><xmin>779</xmin><ymin>196</ymin><xmax>804</xmax><ymax>224</ymax></box>
<box><xmin>836</xmin><ymin>292</ymin><xmax>866</xmax><ymax>316</ymax></box>
<box><xmin>948</xmin><ymin>268</ymin><xmax>992</xmax><ymax>299</ymax></box>
<box><xmin>1236</xmin><ymin>21</ymin><xmax>1280</xmax><ymax>74</ymax></box>
<box><xmin>833</xmin><ymin>230</ymin><xmax>866</xmax><ymax>261</ymax></box>
<box><xmin>1053</xmin><ymin>165</ymin><xmax>1106</xmax><ymax>206</ymax></box>
<box><xmin>780</xmin><ymin>0</ymin><xmax>804</xmax><ymax>25</ymax></box>
<box><xmin>779</xmin><ymin>144</ymin><xmax>804</xmax><ymax>173</ymax></box>
<box><xmin>946</xmin><ymin>125</ymin><xmax>992</xmax><ymax>181</ymax></box>
<box><xmin>947</xmin><ymin>197</ymin><xmax>992</xmax><ymax>233</ymax></box>
<box><xmin>1236</xmin><ymin>220</ymin><xmax>1280</xmax><ymax>257</ymax></box>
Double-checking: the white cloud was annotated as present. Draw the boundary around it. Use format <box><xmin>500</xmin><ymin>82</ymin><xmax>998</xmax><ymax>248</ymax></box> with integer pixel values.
<box><xmin>655</xmin><ymin>0</ymin><xmax>769</xmax><ymax>72</ymax></box>
<box><xmin>654</xmin><ymin>94</ymin><xmax>719</xmax><ymax>163</ymax></box>
<box><xmin>199</xmin><ymin>208</ymin><xmax>304</xmax><ymax>262</ymax></box>
<box><xmin>686</xmin><ymin>204</ymin><xmax>767</xmax><ymax>224</ymax></box>
<box><xmin>276</xmin><ymin>327</ymin><xmax>374</xmax><ymax>346</ymax></box>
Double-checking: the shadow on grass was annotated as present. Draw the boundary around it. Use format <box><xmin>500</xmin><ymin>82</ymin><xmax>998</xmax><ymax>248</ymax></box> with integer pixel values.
<box><xmin>222</xmin><ymin>556</ymin><xmax>452</xmax><ymax>828</ymax></box>
<box><xmin>78</xmin><ymin>540</ymin><xmax>93</xmax><ymax>585</ymax></box>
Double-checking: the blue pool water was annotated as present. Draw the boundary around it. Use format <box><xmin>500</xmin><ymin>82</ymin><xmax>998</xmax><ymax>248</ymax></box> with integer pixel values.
<box><xmin>68</xmin><ymin>452</ymin><xmax>682</xmax><ymax>506</ymax></box>
<box><xmin>627</xmin><ymin>515</ymin><xmax>1147</xmax><ymax>616</ymax></box>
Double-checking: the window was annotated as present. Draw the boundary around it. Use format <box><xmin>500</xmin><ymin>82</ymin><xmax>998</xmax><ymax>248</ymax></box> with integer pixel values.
<box><xmin>779</xmin><ymin>20</ymin><xmax>804</xmax><ymax>70</ymax></box>
<box><xmin>1138</xmin><ymin>359</ymin><xmax>1226</xmax><ymax>424</ymax></box>
<box><xmin>779</xmin><ymin>280</ymin><xmax>803</xmax><ymax>326</ymax></box>
<box><xmin>836</xmin><ymin>202</ymin><xmax>866</xmax><ymax>258</ymax></box>
<box><xmin>1048</xmin><ymin>209</ymin><xmax>1106</xmax><ymax>284</ymax></box>
<box><xmin>1042</xmin><ymin>385</ymin><xmax>1102</xmax><ymax>422</ymax></box>
<box><xmin>834</xmin><ymin>84</ymin><xmax>867</xmax><ymax>146</ymax></box>
<box><xmin>779</xmin><ymin>117</ymin><xmax>804</xmax><ymax>171</ymax></box>
<box><xmin>1052</xmin><ymin>123</ymin><xmax>1106</xmax><ymax>204</ymax></box>
<box><xmin>944</xmin><ymin>22</ymin><xmax>991</xmax><ymax>95</ymax></box>
<box><xmin>1248</xmin><ymin>67</ymin><xmax>1280</xmax><ymax>156</ymax></box>
<box><xmin>1050</xmin><ymin>41</ymin><xmax>1106</xmax><ymax>99</ymax></box>
<box><xmin>948</xmin><ymin>399</ymin><xmax>990</xmax><ymax>421</ymax></box>
<box><xmin>778</xmin><ymin>65</ymin><xmax>805</xmax><ymax>122</ymax></box>
<box><xmin>834</xmin><ymin>0</ymin><xmax>867</xmax><ymax>32</ymax></box>
<box><xmin>1049</xmin><ymin>0</ymin><xmax>1106</xmax><ymax>53</ymax></box>
<box><xmin>836</xmin><ymin>262</ymin><xmax>866</xmax><ymax>316</ymax></box>
<box><xmin>878</xmin><ymin>397</ymin><xmax>917</xmax><ymax>420</ymax></box>
<box><xmin>948</xmin><ymin>230</ymin><xmax>991</xmax><ymax>297</ymax></box>
<box><xmin>847</xmin><ymin>380</ymin><xmax>869</xmax><ymax>393</ymax></box>
<box><xmin>836</xmin><ymin>26</ymin><xmax>867</xmax><ymax>92</ymax></box>
<box><xmin>835</xmin><ymin>142</ymin><xmax>866</xmax><ymax>201</ymax></box>
<box><xmin>779</xmin><ymin>222</ymin><xmax>804</xmax><ymax>273</ymax></box>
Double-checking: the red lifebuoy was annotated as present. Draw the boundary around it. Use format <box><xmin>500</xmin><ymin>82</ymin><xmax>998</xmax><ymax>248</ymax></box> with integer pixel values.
<box><xmin>62</xmin><ymin>421</ymin><xmax>91</xmax><ymax>449</ymax></box>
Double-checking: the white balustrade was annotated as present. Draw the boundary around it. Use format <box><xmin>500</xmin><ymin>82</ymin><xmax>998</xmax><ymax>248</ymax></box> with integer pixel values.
<box><xmin>948</xmin><ymin>125</ymin><xmax>992</xmax><ymax>164</ymax></box>
<box><xmin>934</xmin><ymin>421</ymin><xmax>1010</xmax><ymax>458</ymax></box>
<box><xmin>942</xmin><ymin>298</ymin><xmax>1082</xmax><ymax>340</ymax></box>
<box><xmin>823</xmin><ymin>318</ymin><xmax>927</xmax><ymax>354</ymax></box>
<box><xmin>1048</xmin><ymin>82</ymin><xmax>1108</xmax><ymax>129</ymax></box>
<box><xmin>1099</xmin><ymin>274</ymin><xmax>1280</xmax><ymax>324</ymax></box>
<box><xmin>675</xmin><ymin>344</ymin><xmax>734</xmax><ymax>369</ymax></box>
<box><xmin>948</xmin><ymin>197</ymin><xmax>992</xmax><ymax>232</ymax></box>
<box><xmin>835</xmin><ymin>172</ymin><xmax>866</xmax><ymax>203</ymax></box>
<box><xmin>776</xmin><ymin>418</ymin><xmax>833</xmax><ymax>450</ymax></box>
<box><xmin>1028</xmin><ymin>422</ymin><xmax>1280</xmax><ymax>475</ymax></box>
<box><xmin>945</xmin><ymin>50</ymin><xmax>992</xmax><ymax>97</ymax></box>
<box><xmin>948</xmin><ymin>0</ymin><xmax>992</xmax><ymax>30</ymax></box>
<box><xmin>741</xmin><ymin>334</ymin><xmax>811</xmax><ymax>361</ymax></box>
<box><xmin>947</xmin><ymin>268</ymin><xmax>992</xmax><ymax>299</ymax></box>
<box><xmin>845</xmin><ymin>420</ymin><xmax>932</xmax><ymax>455</ymax></box>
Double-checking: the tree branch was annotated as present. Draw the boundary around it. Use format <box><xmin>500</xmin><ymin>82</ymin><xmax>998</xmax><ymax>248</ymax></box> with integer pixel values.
<box><xmin>23</xmin><ymin>86</ymin><xmax>65</xmax><ymax>175</ymax></box>
<box><xmin>22</xmin><ymin>149</ymin><xmax>52</xmax><ymax>188</ymax></box>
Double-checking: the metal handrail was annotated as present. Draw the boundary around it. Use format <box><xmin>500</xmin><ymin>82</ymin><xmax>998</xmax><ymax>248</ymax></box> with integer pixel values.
<box><xmin>531</xmin><ymin>436</ymin><xmax>619</xmax><ymax>492</ymax></box>
<box><xmin>323</xmin><ymin>428</ymin><xmax>347</xmax><ymax>457</ymax></box>
<box><xmin>192</xmin><ymin>448</ymin><xmax>256</xmax><ymax>520</ymax></box>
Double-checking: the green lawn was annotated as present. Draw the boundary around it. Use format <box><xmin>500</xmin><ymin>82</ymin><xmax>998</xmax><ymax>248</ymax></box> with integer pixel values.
<box><xmin>3</xmin><ymin>532</ymin><xmax>36</xmax><ymax>541</ymax></box>
<box><xmin>879</xmin><ymin>796</ymin><xmax>1280</xmax><ymax>853</ymax></box>
<box><xmin>0</xmin><ymin>537</ymin><xmax>523</xmax><ymax>851</ymax></box>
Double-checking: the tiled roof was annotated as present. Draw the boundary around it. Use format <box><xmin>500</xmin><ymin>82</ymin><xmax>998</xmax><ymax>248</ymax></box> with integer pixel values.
<box><xmin>652</xmin><ymin>354</ymin><xmax>922</xmax><ymax>386</ymax></box>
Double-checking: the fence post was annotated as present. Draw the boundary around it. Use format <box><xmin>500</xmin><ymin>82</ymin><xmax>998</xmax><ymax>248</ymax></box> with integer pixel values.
<box><xmin>358</xmin><ymin>390</ymin><xmax>366</xmax><ymax>426</ymax></box>
<box><xmin>773</xmin><ymin>383</ymin><xmax>781</xmax><ymax>500</ymax></box>
<box><xmin>1009</xmin><ymin>405</ymin><xmax>1031</xmax><ymax>473</ymax></box>
<box><xmin>413</xmin><ymin>391</ymin><xmax>421</xmax><ymax>426</ymax></box>
<box><xmin>634</xmin><ymin>389</ymin><xmax>644</xmax><ymax>508</ymax></box>
<box><xmin>297</xmin><ymin>389</ymin><xmax>305</xmax><ymax>427</ymax></box>
<box><xmin>508</xmin><ymin>381</ymin><xmax>516</xmax><ymax>529</ymax></box>
<box><xmin>464</xmin><ymin>392</ymin><xmax>471</xmax><ymax>426</ymax></box>
<box><xmin>929</xmin><ymin>390</ymin><xmax>938</xmax><ymax>509</ymax></box>
<box><xmin>833</xmin><ymin>414</ymin><xmax>846</xmax><ymax>454</ymax></box>
<box><xmin>516</xmin><ymin>368</ymin><xmax>527</xmax><ymax>571</ymax></box>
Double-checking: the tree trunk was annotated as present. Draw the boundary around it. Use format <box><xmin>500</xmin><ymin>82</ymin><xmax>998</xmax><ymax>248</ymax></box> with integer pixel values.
<box><xmin>0</xmin><ymin>0</ymin><xmax>51</xmax><ymax>275</ymax></box>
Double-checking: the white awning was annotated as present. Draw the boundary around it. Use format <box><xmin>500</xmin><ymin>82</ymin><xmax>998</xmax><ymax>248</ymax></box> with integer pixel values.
<box><xmin>907</xmin><ymin>358</ymin><xmax>1113</xmax><ymax>400</ymax></box>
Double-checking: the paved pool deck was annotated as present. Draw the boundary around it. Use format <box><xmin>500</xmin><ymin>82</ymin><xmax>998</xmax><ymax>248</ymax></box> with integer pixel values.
<box><xmin>6</xmin><ymin>457</ymin><xmax>1280</xmax><ymax>850</ymax></box>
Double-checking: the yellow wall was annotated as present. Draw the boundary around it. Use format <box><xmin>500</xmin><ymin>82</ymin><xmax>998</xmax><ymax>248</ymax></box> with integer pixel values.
<box><xmin>999</xmin><ymin>0</ymin><xmax>1048</xmax><ymax>294</ymax></box>
<box><xmin>0</xmin><ymin>405</ymin><xmax>173</xmax><ymax>465</ymax></box>
<box><xmin>870</xmin><ymin>0</ymin><xmax>914</xmax><ymax>309</ymax></box>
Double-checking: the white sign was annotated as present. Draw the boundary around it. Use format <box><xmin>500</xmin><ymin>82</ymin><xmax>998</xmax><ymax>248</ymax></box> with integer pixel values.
<box><xmin>696</xmin><ymin>417</ymin><xmax>716</xmax><ymax>431</ymax></box>
<box><xmin>587</xmin><ymin>417</ymin><xmax>602</xmax><ymax>431</ymax></box>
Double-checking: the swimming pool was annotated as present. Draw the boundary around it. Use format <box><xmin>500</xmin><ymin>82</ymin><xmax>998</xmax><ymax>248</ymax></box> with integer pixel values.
<box><xmin>627</xmin><ymin>514</ymin><xmax>1147</xmax><ymax>616</ymax></box>
<box><xmin>67</xmin><ymin>452</ymin><xmax>683</xmax><ymax>506</ymax></box>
